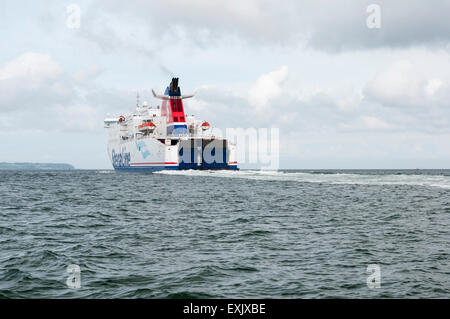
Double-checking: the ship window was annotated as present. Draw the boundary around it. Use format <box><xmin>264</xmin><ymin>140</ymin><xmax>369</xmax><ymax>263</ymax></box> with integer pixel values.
<box><xmin>174</xmin><ymin>116</ymin><xmax>178</xmax><ymax>122</ymax></box>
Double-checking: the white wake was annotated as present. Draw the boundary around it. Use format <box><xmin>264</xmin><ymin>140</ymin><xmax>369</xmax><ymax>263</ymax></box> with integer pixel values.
<box><xmin>154</xmin><ymin>169</ymin><xmax>450</xmax><ymax>189</ymax></box>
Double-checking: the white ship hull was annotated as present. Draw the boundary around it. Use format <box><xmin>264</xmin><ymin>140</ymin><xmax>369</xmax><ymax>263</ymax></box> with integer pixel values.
<box><xmin>107</xmin><ymin>135</ymin><xmax>238</xmax><ymax>172</ymax></box>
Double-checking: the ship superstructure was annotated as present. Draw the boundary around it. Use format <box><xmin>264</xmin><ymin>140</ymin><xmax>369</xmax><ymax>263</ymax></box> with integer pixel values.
<box><xmin>104</xmin><ymin>78</ymin><xmax>238</xmax><ymax>172</ymax></box>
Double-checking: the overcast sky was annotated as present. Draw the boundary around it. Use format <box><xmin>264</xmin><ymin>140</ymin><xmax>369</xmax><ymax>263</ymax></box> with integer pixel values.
<box><xmin>1</xmin><ymin>0</ymin><xmax>450</xmax><ymax>169</ymax></box>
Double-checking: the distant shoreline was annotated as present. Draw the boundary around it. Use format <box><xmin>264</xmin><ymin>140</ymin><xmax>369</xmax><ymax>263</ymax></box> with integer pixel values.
<box><xmin>0</xmin><ymin>162</ymin><xmax>75</xmax><ymax>170</ymax></box>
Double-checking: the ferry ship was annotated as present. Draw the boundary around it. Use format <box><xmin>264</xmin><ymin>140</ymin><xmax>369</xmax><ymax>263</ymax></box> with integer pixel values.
<box><xmin>104</xmin><ymin>78</ymin><xmax>238</xmax><ymax>172</ymax></box>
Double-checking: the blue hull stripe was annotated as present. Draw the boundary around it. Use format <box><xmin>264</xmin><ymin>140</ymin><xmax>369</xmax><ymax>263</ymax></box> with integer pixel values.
<box><xmin>114</xmin><ymin>166</ymin><xmax>178</xmax><ymax>172</ymax></box>
<box><xmin>114</xmin><ymin>165</ymin><xmax>238</xmax><ymax>172</ymax></box>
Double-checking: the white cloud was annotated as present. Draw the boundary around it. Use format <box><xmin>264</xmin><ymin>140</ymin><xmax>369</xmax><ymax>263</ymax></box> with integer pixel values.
<box><xmin>53</xmin><ymin>104</ymin><xmax>99</xmax><ymax>132</ymax></box>
<box><xmin>0</xmin><ymin>53</ymin><xmax>115</xmax><ymax>133</ymax></box>
<box><xmin>73</xmin><ymin>64</ymin><xmax>102</xmax><ymax>83</ymax></box>
<box><xmin>0</xmin><ymin>53</ymin><xmax>74</xmax><ymax>113</ymax></box>
<box><xmin>90</xmin><ymin>0</ymin><xmax>450</xmax><ymax>51</ymax></box>
<box><xmin>0</xmin><ymin>52</ymin><xmax>62</xmax><ymax>83</ymax></box>
<box><xmin>190</xmin><ymin>62</ymin><xmax>450</xmax><ymax>138</ymax></box>
<box><xmin>339</xmin><ymin>115</ymin><xmax>393</xmax><ymax>132</ymax></box>
<box><xmin>364</xmin><ymin>60</ymin><xmax>427</xmax><ymax>107</ymax></box>
<box><xmin>2</xmin><ymin>1</ymin><xmax>450</xmax><ymax>168</ymax></box>
<box><xmin>425</xmin><ymin>79</ymin><xmax>443</xmax><ymax>96</ymax></box>
<box><xmin>248</xmin><ymin>65</ymin><xmax>288</xmax><ymax>109</ymax></box>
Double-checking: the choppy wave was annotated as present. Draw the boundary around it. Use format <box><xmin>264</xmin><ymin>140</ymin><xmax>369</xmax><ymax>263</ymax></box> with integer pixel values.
<box><xmin>2</xmin><ymin>169</ymin><xmax>450</xmax><ymax>298</ymax></box>
<box><xmin>155</xmin><ymin>169</ymin><xmax>450</xmax><ymax>189</ymax></box>
<box><xmin>97</xmin><ymin>170</ymin><xmax>114</xmax><ymax>174</ymax></box>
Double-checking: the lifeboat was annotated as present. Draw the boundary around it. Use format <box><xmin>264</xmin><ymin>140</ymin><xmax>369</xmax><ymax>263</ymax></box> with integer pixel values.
<box><xmin>201</xmin><ymin>121</ymin><xmax>210</xmax><ymax>131</ymax></box>
<box><xmin>138</xmin><ymin>121</ymin><xmax>156</xmax><ymax>132</ymax></box>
